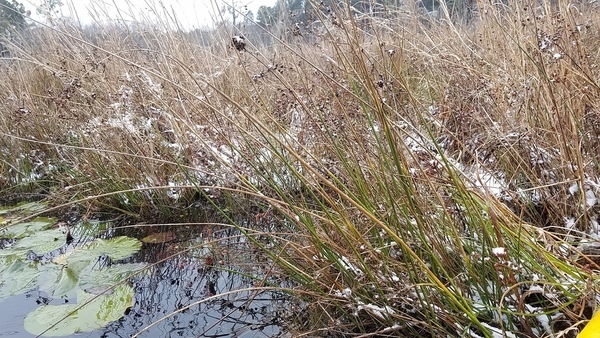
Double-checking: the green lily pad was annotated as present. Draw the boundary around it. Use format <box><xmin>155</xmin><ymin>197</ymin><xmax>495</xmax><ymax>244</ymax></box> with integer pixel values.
<box><xmin>54</xmin><ymin>250</ymin><xmax>93</xmax><ymax>277</ymax></box>
<box><xmin>52</xmin><ymin>266</ymin><xmax>80</xmax><ymax>297</ymax></box>
<box><xmin>0</xmin><ymin>231</ymin><xmax>143</xmax><ymax>301</ymax></box>
<box><xmin>24</xmin><ymin>284</ymin><xmax>135</xmax><ymax>337</ymax></box>
<box><xmin>40</xmin><ymin>237</ymin><xmax>142</xmax><ymax>297</ymax></box>
<box><xmin>10</xmin><ymin>228</ymin><xmax>66</xmax><ymax>255</ymax></box>
<box><xmin>36</xmin><ymin>263</ymin><xmax>66</xmax><ymax>297</ymax></box>
<box><xmin>40</xmin><ymin>236</ymin><xmax>143</xmax><ymax>297</ymax></box>
<box><xmin>79</xmin><ymin>263</ymin><xmax>148</xmax><ymax>294</ymax></box>
<box><xmin>72</xmin><ymin>236</ymin><xmax>142</xmax><ymax>261</ymax></box>
<box><xmin>1</xmin><ymin>217</ymin><xmax>57</xmax><ymax>239</ymax></box>
<box><xmin>0</xmin><ymin>258</ymin><xmax>40</xmax><ymax>300</ymax></box>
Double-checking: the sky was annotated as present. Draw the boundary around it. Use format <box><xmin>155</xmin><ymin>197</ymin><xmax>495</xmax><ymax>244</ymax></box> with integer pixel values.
<box><xmin>24</xmin><ymin>0</ymin><xmax>278</xmax><ymax>30</ymax></box>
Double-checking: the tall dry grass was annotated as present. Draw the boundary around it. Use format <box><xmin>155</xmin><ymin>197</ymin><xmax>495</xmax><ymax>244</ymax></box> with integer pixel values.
<box><xmin>1</xmin><ymin>0</ymin><xmax>600</xmax><ymax>336</ymax></box>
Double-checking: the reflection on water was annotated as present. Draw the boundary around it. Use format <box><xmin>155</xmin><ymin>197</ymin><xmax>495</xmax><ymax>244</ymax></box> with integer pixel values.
<box><xmin>103</xmin><ymin>259</ymin><xmax>291</xmax><ymax>338</ymax></box>
<box><xmin>110</xmin><ymin>226</ymin><xmax>293</xmax><ymax>338</ymax></box>
<box><xmin>0</xmin><ymin>216</ymin><xmax>295</xmax><ymax>338</ymax></box>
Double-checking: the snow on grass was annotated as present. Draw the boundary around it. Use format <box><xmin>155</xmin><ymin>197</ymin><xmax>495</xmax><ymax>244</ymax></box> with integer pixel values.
<box><xmin>492</xmin><ymin>247</ymin><xmax>507</xmax><ymax>257</ymax></box>
<box><xmin>355</xmin><ymin>301</ymin><xmax>396</xmax><ymax>321</ymax></box>
<box><xmin>337</xmin><ymin>254</ymin><xmax>363</xmax><ymax>276</ymax></box>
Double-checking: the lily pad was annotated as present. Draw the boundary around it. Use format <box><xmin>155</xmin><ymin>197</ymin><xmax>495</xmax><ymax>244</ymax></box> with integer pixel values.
<box><xmin>69</xmin><ymin>236</ymin><xmax>142</xmax><ymax>262</ymax></box>
<box><xmin>24</xmin><ymin>284</ymin><xmax>135</xmax><ymax>337</ymax></box>
<box><xmin>0</xmin><ymin>258</ymin><xmax>40</xmax><ymax>300</ymax></box>
<box><xmin>41</xmin><ymin>237</ymin><xmax>143</xmax><ymax>297</ymax></box>
<box><xmin>9</xmin><ymin>228</ymin><xmax>66</xmax><ymax>255</ymax></box>
<box><xmin>52</xmin><ymin>266</ymin><xmax>80</xmax><ymax>297</ymax></box>
<box><xmin>1</xmin><ymin>217</ymin><xmax>57</xmax><ymax>239</ymax></box>
<box><xmin>79</xmin><ymin>262</ymin><xmax>148</xmax><ymax>294</ymax></box>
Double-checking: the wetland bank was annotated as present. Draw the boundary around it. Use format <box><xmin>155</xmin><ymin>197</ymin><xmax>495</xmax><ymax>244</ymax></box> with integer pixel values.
<box><xmin>2</xmin><ymin>0</ymin><xmax>600</xmax><ymax>337</ymax></box>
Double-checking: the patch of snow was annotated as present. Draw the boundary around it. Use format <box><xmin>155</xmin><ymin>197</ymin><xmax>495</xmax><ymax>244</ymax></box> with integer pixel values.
<box><xmin>480</xmin><ymin>322</ymin><xmax>518</xmax><ymax>338</ymax></box>
<box><xmin>105</xmin><ymin>112</ymin><xmax>139</xmax><ymax>134</ymax></box>
<box><xmin>492</xmin><ymin>247</ymin><xmax>507</xmax><ymax>256</ymax></box>
<box><xmin>565</xmin><ymin>217</ymin><xmax>576</xmax><ymax>229</ymax></box>
<box><xmin>167</xmin><ymin>182</ymin><xmax>180</xmax><ymax>200</ymax></box>
<box><xmin>462</xmin><ymin>164</ymin><xmax>506</xmax><ymax>196</ymax></box>
<box><xmin>338</xmin><ymin>255</ymin><xmax>363</xmax><ymax>276</ymax></box>
<box><xmin>568</xmin><ymin>183</ymin><xmax>579</xmax><ymax>195</ymax></box>
<box><xmin>586</xmin><ymin>188</ymin><xmax>597</xmax><ymax>208</ymax></box>
<box><xmin>356</xmin><ymin>302</ymin><xmax>396</xmax><ymax>321</ymax></box>
<box><xmin>334</xmin><ymin>288</ymin><xmax>352</xmax><ymax>299</ymax></box>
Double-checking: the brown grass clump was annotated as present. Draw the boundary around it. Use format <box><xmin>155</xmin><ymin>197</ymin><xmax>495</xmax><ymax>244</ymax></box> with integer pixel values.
<box><xmin>2</xmin><ymin>0</ymin><xmax>600</xmax><ymax>336</ymax></box>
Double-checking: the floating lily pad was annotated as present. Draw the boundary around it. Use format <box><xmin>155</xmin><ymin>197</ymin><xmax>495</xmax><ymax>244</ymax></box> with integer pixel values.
<box><xmin>68</xmin><ymin>236</ymin><xmax>142</xmax><ymax>263</ymax></box>
<box><xmin>41</xmin><ymin>237</ymin><xmax>143</xmax><ymax>297</ymax></box>
<box><xmin>141</xmin><ymin>231</ymin><xmax>175</xmax><ymax>244</ymax></box>
<box><xmin>52</xmin><ymin>266</ymin><xmax>80</xmax><ymax>297</ymax></box>
<box><xmin>24</xmin><ymin>284</ymin><xmax>135</xmax><ymax>337</ymax></box>
<box><xmin>0</xmin><ymin>258</ymin><xmax>40</xmax><ymax>300</ymax></box>
<box><xmin>1</xmin><ymin>218</ymin><xmax>144</xmax><ymax>335</ymax></box>
<box><xmin>0</xmin><ymin>232</ymin><xmax>143</xmax><ymax>301</ymax></box>
<box><xmin>1</xmin><ymin>217</ymin><xmax>57</xmax><ymax>239</ymax></box>
<box><xmin>79</xmin><ymin>263</ymin><xmax>148</xmax><ymax>294</ymax></box>
<box><xmin>9</xmin><ymin>228</ymin><xmax>66</xmax><ymax>255</ymax></box>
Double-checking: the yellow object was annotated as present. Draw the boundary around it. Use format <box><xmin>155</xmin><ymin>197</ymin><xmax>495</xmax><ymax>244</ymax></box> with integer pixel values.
<box><xmin>580</xmin><ymin>311</ymin><xmax>600</xmax><ymax>338</ymax></box>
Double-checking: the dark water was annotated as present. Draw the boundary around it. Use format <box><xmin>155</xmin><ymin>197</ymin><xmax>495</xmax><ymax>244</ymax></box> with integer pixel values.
<box><xmin>0</xmin><ymin>221</ymin><xmax>295</xmax><ymax>338</ymax></box>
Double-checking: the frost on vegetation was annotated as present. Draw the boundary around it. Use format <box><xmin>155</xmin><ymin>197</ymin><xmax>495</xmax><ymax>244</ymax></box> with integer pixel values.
<box><xmin>334</xmin><ymin>288</ymin><xmax>352</xmax><ymax>299</ymax></box>
<box><xmin>529</xmin><ymin>144</ymin><xmax>555</xmax><ymax>167</ymax></box>
<box><xmin>567</xmin><ymin>179</ymin><xmax>600</xmax><ymax>209</ymax></box>
<box><xmin>461</xmin><ymin>164</ymin><xmax>506</xmax><ymax>197</ymax></box>
<box><xmin>106</xmin><ymin>111</ymin><xmax>141</xmax><ymax>134</ymax></box>
<box><xmin>139</xmin><ymin>70</ymin><xmax>163</xmax><ymax>96</ymax></box>
<box><xmin>167</xmin><ymin>182</ymin><xmax>181</xmax><ymax>200</ymax></box>
<box><xmin>86</xmin><ymin>110</ymin><xmax>155</xmax><ymax>137</ymax></box>
<box><xmin>337</xmin><ymin>255</ymin><xmax>363</xmax><ymax>276</ymax></box>
<box><xmin>564</xmin><ymin>217</ymin><xmax>576</xmax><ymax>230</ymax></box>
<box><xmin>161</xmin><ymin>141</ymin><xmax>185</xmax><ymax>154</ymax></box>
<box><xmin>10</xmin><ymin>151</ymin><xmax>56</xmax><ymax>184</ymax></box>
<box><xmin>355</xmin><ymin>301</ymin><xmax>396</xmax><ymax>321</ymax></box>
<box><xmin>243</xmin><ymin>146</ymin><xmax>306</xmax><ymax>191</ymax></box>
<box><xmin>585</xmin><ymin>188</ymin><xmax>597</xmax><ymax>208</ymax></box>
<box><xmin>479</xmin><ymin>322</ymin><xmax>518</xmax><ymax>338</ymax></box>
<box><xmin>288</xmin><ymin>108</ymin><xmax>306</xmax><ymax>137</ymax></box>
<box><xmin>208</xmin><ymin>144</ymin><xmax>237</xmax><ymax>165</ymax></box>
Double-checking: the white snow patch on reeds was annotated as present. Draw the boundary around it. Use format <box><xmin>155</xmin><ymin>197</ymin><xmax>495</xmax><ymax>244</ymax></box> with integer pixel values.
<box><xmin>355</xmin><ymin>302</ymin><xmax>396</xmax><ymax>321</ymax></box>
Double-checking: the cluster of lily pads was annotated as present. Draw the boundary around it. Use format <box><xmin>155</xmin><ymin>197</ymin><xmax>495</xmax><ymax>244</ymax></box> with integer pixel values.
<box><xmin>0</xmin><ymin>202</ymin><xmax>146</xmax><ymax>336</ymax></box>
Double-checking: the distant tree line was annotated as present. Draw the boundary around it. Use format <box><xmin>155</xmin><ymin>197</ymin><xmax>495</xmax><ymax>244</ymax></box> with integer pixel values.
<box><xmin>253</xmin><ymin>0</ymin><xmax>478</xmax><ymax>28</ymax></box>
<box><xmin>0</xmin><ymin>0</ymin><xmax>29</xmax><ymax>56</ymax></box>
